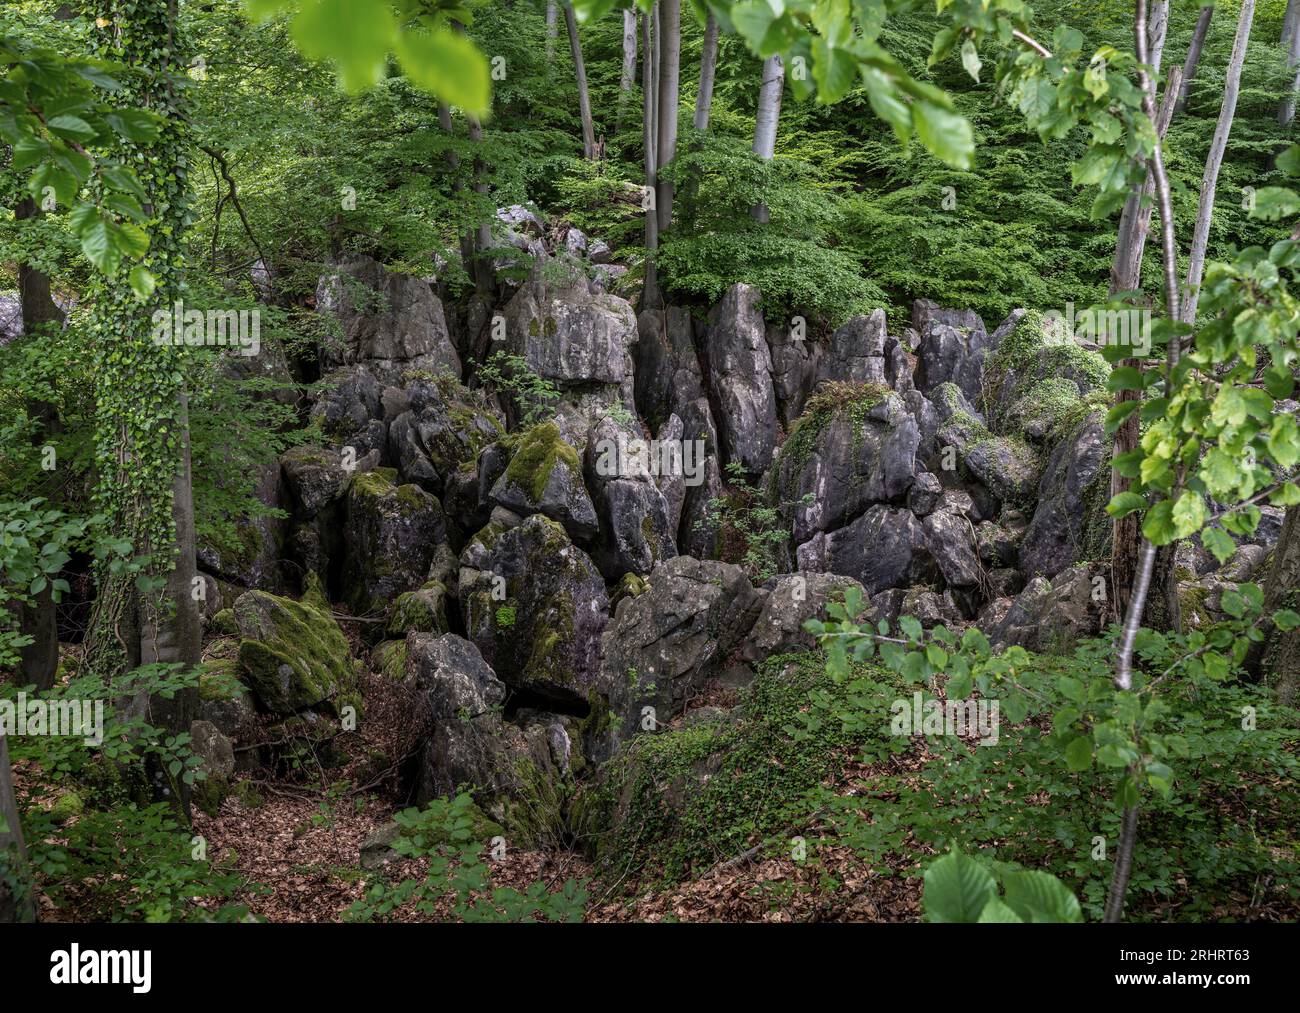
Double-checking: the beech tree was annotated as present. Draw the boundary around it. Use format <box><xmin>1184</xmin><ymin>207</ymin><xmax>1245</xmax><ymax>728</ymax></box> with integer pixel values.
<box><xmin>693</xmin><ymin>9</ymin><xmax>719</xmax><ymax>131</ymax></box>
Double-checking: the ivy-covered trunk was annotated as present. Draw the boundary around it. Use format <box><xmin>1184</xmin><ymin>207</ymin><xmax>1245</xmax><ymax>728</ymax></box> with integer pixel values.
<box><xmin>14</xmin><ymin>194</ymin><xmax>64</xmax><ymax>692</ymax></box>
<box><xmin>83</xmin><ymin>0</ymin><xmax>200</xmax><ymax>813</ymax></box>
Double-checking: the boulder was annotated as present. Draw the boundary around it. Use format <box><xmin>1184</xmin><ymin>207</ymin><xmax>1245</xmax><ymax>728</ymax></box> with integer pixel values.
<box><xmin>460</xmin><ymin>515</ymin><xmax>609</xmax><ymax>707</ymax></box>
<box><xmin>795</xmin><ymin>505</ymin><xmax>934</xmax><ymax>595</ymax></box>
<box><xmin>342</xmin><ymin>469</ymin><xmax>448</xmax><ymax>617</ymax></box>
<box><xmin>771</xmin><ymin>388</ymin><xmax>920</xmax><ymax>544</ymax></box>
<box><xmin>1019</xmin><ymin>412</ymin><xmax>1109</xmax><ymax>579</ymax></box>
<box><xmin>406</xmin><ymin>633</ymin><xmax>506</xmax><ymax>720</ymax></box>
<box><xmin>232</xmin><ymin>588</ymin><xmax>356</xmax><ymax>715</ymax></box>
<box><xmin>489</xmin><ymin>421</ymin><xmax>599</xmax><ymax>542</ymax></box>
<box><xmin>742</xmin><ymin>572</ymin><xmax>867</xmax><ymax>661</ymax></box>
<box><xmin>598</xmin><ymin>556</ymin><xmax>761</xmax><ymax>754</ymax></box>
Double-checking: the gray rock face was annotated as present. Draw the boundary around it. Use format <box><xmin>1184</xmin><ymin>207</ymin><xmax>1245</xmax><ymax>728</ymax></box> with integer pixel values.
<box><xmin>742</xmin><ymin>572</ymin><xmax>867</xmax><ymax>661</ymax></box>
<box><xmin>406</xmin><ymin>632</ymin><xmax>507</xmax><ymax>719</ymax></box>
<box><xmin>705</xmin><ymin>283</ymin><xmax>779</xmax><ymax>474</ymax></box>
<box><xmin>922</xmin><ymin>509</ymin><xmax>981</xmax><ymax>589</ymax></box>
<box><xmin>342</xmin><ymin>470</ymin><xmax>447</xmax><ymax>617</ymax></box>
<box><xmin>416</xmin><ymin>712</ymin><xmax>558</xmax><ymax>812</ymax></box>
<box><xmin>583</xmin><ymin>415</ymin><xmax>679</xmax><ymax>578</ymax></box>
<box><xmin>310</xmin><ymin>365</ymin><xmax>388</xmax><ymax>458</ymax></box>
<box><xmin>197</xmin><ymin>458</ymin><xmax>288</xmax><ymax>593</ymax></box>
<box><xmin>1018</xmin><ymin>413</ymin><xmax>1107</xmax><ymax>579</ymax></box>
<box><xmin>598</xmin><ymin>556</ymin><xmax>761</xmax><ymax>753</ymax></box>
<box><xmin>963</xmin><ymin>436</ymin><xmax>1041</xmax><ymax>505</ymax></box>
<box><xmin>190</xmin><ymin>720</ymin><xmax>236</xmax><ymax>782</ymax></box>
<box><xmin>773</xmin><ymin>393</ymin><xmax>920</xmax><ymax>545</ymax></box>
<box><xmin>504</xmin><ymin>273</ymin><xmax>638</xmax><ymax>390</ymax></box>
<box><xmin>813</xmin><ymin>310</ymin><xmax>911</xmax><ymax>392</ymax></box>
<box><xmin>634</xmin><ymin>306</ymin><xmax>704</xmax><ymax>430</ymax></box>
<box><xmin>908</xmin><ymin>471</ymin><xmax>944</xmax><ymax>516</ymax></box>
<box><xmin>317</xmin><ymin>255</ymin><xmax>460</xmax><ymax>379</ymax></box>
<box><xmin>796</xmin><ymin>505</ymin><xmax>933</xmax><ymax>594</ymax></box>
<box><xmin>387</xmin><ymin>377</ymin><xmax>503</xmax><ymax>497</ymax></box>
<box><xmin>914</xmin><ymin>319</ymin><xmax>993</xmax><ymax>405</ymax></box>
<box><xmin>460</xmin><ymin>515</ymin><xmax>609</xmax><ymax>707</ymax></box>
<box><xmin>766</xmin><ymin>321</ymin><xmax>815</xmax><ymax>426</ymax></box>
<box><xmin>992</xmin><ymin>564</ymin><xmax>1105</xmax><ymax>651</ymax></box>
<box><xmin>912</xmin><ymin>299</ymin><xmax>985</xmax><ymax>336</ymax></box>
<box><xmin>282</xmin><ymin>445</ymin><xmax>377</xmax><ymax>519</ymax></box>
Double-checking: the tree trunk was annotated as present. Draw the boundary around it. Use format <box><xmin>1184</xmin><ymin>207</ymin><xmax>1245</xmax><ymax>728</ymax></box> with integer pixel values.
<box><xmin>1183</xmin><ymin>0</ymin><xmax>1255</xmax><ymax>325</ymax></box>
<box><xmin>694</xmin><ymin>10</ymin><xmax>719</xmax><ymax>132</ymax></box>
<box><xmin>1281</xmin><ymin>0</ymin><xmax>1300</xmax><ymax>126</ymax></box>
<box><xmin>546</xmin><ymin>1</ymin><xmax>558</xmax><ymax>64</ymax></box>
<box><xmin>642</xmin><ymin>5</ymin><xmax>660</xmax><ymax>309</ymax></box>
<box><xmin>1109</xmin><ymin>70</ymin><xmax>1180</xmax><ymax>618</ymax></box>
<box><xmin>1175</xmin><ymin>7</ymin><xmax>1214</xmax><ymax>114</ymax></box>
<box><xmin>466</xmin><ymin>112</ymin><xmax>495</xmax><ymax>295</ymax></box>
<box><xmin>1262</xmin><ymin>505</ymin><xmax>1300</xmax><ymax>705</ymax></box>
<box><xmin>618</xmin><ymin>9</ymin><xmax>637</xmax><ymax>129</ymax></box>
<box><xmin>564</xmin><ymin>3</ymin><xmax>597</xmax><ymax>159</ymax></box>
<box><xmin>1148</xmin><ymin>1</ymin><xmax>1169</xmax><ymax>76</ymax></box>
<box><xmin>752</xmin><ymin>54</ymin><xmax>784</xmax><ymax>222</ymax></box>
<box><xmin>655</xmin><ymin>0</ymin><xmax>680</xmax><ymax>232</ymax></box>
<box><xmin>0</xmin><ymin>732</ymin><xmax>34</xmax><ymax>922</ymax></box>
<box><xmin>14</xmin><ymin>195</ymin><xmax>63</xmax><ymax>692</ymax></box>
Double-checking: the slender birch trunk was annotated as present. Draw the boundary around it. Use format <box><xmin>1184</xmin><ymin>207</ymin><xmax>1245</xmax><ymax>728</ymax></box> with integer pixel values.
<box><xmin>694</xmin><ymin>10</ymin><xmax>719</xmax><ymax>132</ymax></box>
<box><xmin>642</xmin><ymin>6</ymin><xmax>660</xmax><ymax>308</ymax></box>
<box><xmin>1183</xmin><ymin>0</ymin><xmax>1255</xmax><ymax>324</ymax></box>
<box><xmin>655</xmin><ymin>0</ymin><xmax>680</xmax><ymax>231</ymax></box>
<box><xmin>751</xmin><ymin>54</ymin><xmax>784</xmax><ymax>222</ymax></box>
<box><xmin>564</xmin><ymin>3</ymin><xmax>597</xmax><ymax>159</ymax></box>
<box><xmin>1175</xmin><ymin>7</ymin><xmax>1214</xmax><ymax>114</ymax></box>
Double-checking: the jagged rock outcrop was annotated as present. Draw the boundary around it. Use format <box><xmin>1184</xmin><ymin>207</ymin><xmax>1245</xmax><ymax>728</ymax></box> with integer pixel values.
<box><xmin>704</xmin><ymin>283</ymin><xmax>779</xmax><ymax>474</ymax></box>
<box><xmin>342</xmin><ymin>468</ymin><xmax>448</xmax><ymax>617</ymax></box>
<box><xmin>489</xmin><ymin>421</ymin><xmax>600</xmax><ymax>543</ymax></box>
<box><xmin>597</xmin><ymin>556</ymin><xmax>762</xmax><ymax>755</ymax></box>
<box><xmin>460</xmin><ymin>514</ymin><xmax>609</xmax><ymax>707</ymax></box>
<box><xmin>742</xmin><ymin>572</ymin><xmax>866</xmax><ymax>661</ymax></box>
<box><xmin>771</xmin><ymin>388</ymin><xmax>920</xmax><ymax>545</ymax></box>
<box><xmin>317</xmin><ymin>255</ymin><xmax>461</xmax><ymax>380</ymax></box>
<box><xmin>796</xmin><ymin>504</ymin><xmax>934</xmax><ymax>595</ymax></box>
<box><xmin>1018</xmin><ymin>412</ymin><xmax>1109</xmax><ymax>579</ymax></box>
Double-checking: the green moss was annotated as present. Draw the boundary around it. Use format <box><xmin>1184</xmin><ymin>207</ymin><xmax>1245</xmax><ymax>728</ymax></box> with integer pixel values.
<box><xmin>504</xmin><ymin>421</ymin><xmax>582</xmax><ymax>502</ymax></box>
<box><xmin>372</xmin><ymin>639</ymin><xmax>409</xmax><ymax>681</ymax></box>
<box><xmin>199</xmin><ymin>656</ymin><xmax>245</xmax><ymax>702</ymax></box>
<box><xmin>302</xmin><ymin>571</ymin><xmax>330</xmax><ymax>612</ymax></box>
<box><xmin>210</xmin><ymin>608</ymin><xmax>238</xmax><ymax>636</ymax></box>
<box><xmin>501</xmin><ymin>757</ymin><xmax>569</xmax><ymax>849</ymax></box>
<box><xmin>572</xmin><ymin>652</ymin><xmax>902</xmax><ymax>885</ymax></box>
<box><xmin>350</xmin><ymin>468</ymin><xmax>399</xmax><ymax>501</ymax></box>
<box><xmin>235</xmin><ymin>591</ymin><xmax>356</xmax><ymax>716</ymax></box>
<box><xmin>50</xmin><ymin>790</ymin><xmax>84</xmax><ymax>824</ymax></box>
<box><xmin>231</xmin><ymin>780</ymin><xmax>264</xmax><ymax>809</ymax></box>
<box><xmin>1179</xmin><ymin>583</ymin><xmax>1213</xmax><ymax>629</ymax></box>
<box><xmin>386</xmin><ymin>584</ymin><xmax>448</xmax><ymax>638</ymax></box>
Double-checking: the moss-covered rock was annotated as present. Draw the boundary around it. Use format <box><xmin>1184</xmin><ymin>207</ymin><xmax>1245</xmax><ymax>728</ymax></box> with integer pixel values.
<box><xmin>342</xmin><ymin>467</ymin><xmax>448</xmax><ymax>617</ymax></box>
<box><xmin>49</xmin><ymin>790</ymin><xmax>84</xmax><ymax>824</ymax></box>
<box><xmin>384</xmin><ymin>583</ymin><xmax>450</xmax><ymax>639</ymax></box>
<box><xmin>232</xmin><ymin>588</ymin><xmax>357</xmax><ymax>716</ymax></box>
<box><xmin>490</xmin><ymin>421</ymin><xmax>598</xmax><ymax>541</ymax></box>
<box><xmin>460</xmin><ymin>514</ymin><xmax>609</xmax><ymax>707</ymax></box>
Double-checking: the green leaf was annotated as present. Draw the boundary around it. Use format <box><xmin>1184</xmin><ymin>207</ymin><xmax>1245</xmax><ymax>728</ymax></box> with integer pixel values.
<box><xmin>1106</xmin><ymin>491</ymin><xmax>1146</xmax><ymax>518</ymax></box>
<box><xmin>1141</xmin><ymin>499</ymin><xmax>1177</xmax><ymax>546</ymax></box>
<box><xmin>395</xmin><ymin>28</ymin><xmax>491</xmax><ymax>117</ymax></box>
<box><xmin>1064</xmin><ymin>735</ymin><xmax>1093</xmax><ymax>771</ymax></box>
<box><xmin>292</xmin><ymin>0</ymin><xmax>398</xmax><ymax>93</ymax></box>
<box><xmin>912</xmin><ymin>101</ymin><xmax>972</xmax><ymax>170</ymax></box>
<box><xmin>976</xmin><ymin>896</ymin><xmax>1022</xmax><ymax>922</ymax></box>
<box><xmin>923</xmin><ymin>849</ymin><xmax>996</xmax><ymax>923</ymax></box>
<box><xmin>1002</xmin><ymin>869</ymin><xmax>1083</xmax><ymax>923</ymax></box>
<box><xmin>960</xmin><ymin>39</ymin><xmax>982</xmax><ymax>83</ymax></box>
<box><xmin>1273</xmin><ymin>609</ymin><xmax>1300</xmax><ymax>632</ymax></box>
<box><xmin>129</xmin><ymin>265</ymin><xmax>157</xmax><ymax>301</ymax></box>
